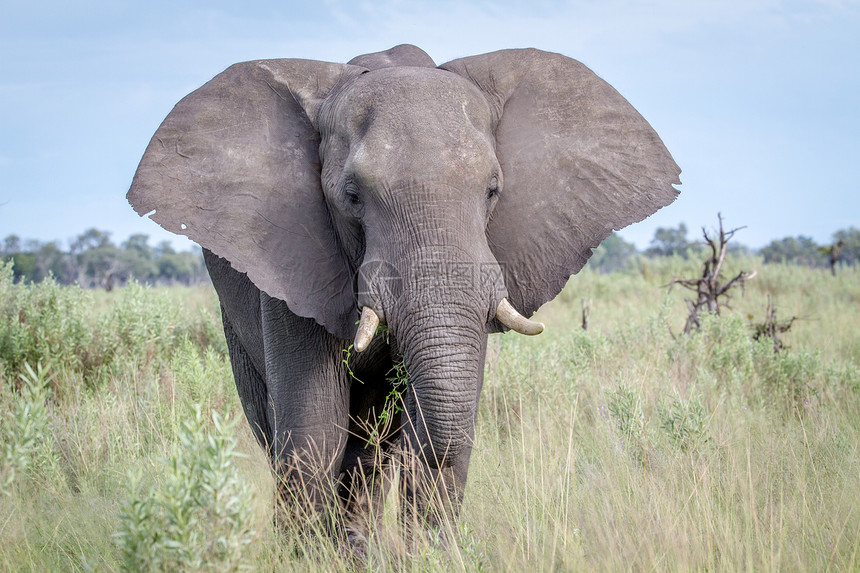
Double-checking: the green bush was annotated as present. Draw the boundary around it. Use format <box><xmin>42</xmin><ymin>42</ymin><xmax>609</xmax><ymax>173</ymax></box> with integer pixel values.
<box><xmin>657</xmin><ymin>389</ymin><xmax>709</xmax><ymax>452</ymax></box>
<box><xmin>115</xmin><ymin>409</ymin><xmax>254</xmax><ymax>572</ymax></box>
<box><xmin>606</xmin><ymin>382</ymin><xmax>649</xmax><ymax>464</ymax></box>
<box><xmin>0</xmin><ymin>262</ymin><xmax>226</xmax><ymax>392</ymax></box>
<box><xmin>0</xmin><ymin>263</ymin><xmax>95</xmax><ymax>383</ymax></box>
<box><xmin>0</xmin><ymin>362</ymin><xmax>54</xmax><ymax>496</ymax></box>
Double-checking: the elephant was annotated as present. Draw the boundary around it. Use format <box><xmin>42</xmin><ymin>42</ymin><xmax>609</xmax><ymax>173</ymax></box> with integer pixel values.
<box><xmin>127</xmin><ymin>44</ymin><xmax>680</xmax><ymax>542</ymax></box>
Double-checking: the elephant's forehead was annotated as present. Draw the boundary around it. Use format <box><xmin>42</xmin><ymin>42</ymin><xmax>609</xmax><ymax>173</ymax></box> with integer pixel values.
<box><xmin>336</xmin><ymin>67</ymin><xmax>493</xmax><ymax>136</ymax></box>
<box><xmin>350</xmin><ymin>124</ymin><xmax>494</xmax><ymax>181</ymax></box>
<box><xmin>322</xmin><ymin>68</ymin><xmax>498</xmax><ymax>185</ymax></box>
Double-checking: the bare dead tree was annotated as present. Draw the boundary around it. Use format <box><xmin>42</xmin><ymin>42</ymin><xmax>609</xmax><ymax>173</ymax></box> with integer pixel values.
<box><xmin>825</xmin><ymin>239</ymin><xmax>846</xmax><ymax>276</ymax></box>
<box><xmin>667</xmin><ymin>214</ymin><xmax>756</xmax><ymax>334</ymax></box>
<box><xmin>752</xmin><ymin>295</ymin><xmax>797</xmax><ymax>353</ymax></box>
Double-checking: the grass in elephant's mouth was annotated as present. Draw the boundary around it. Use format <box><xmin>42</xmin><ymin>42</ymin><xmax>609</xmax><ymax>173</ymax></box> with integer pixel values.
<box><xmin>1</xmin><ymin>258</ymin><xmax>860</xmax><ymax>570</ymax></box>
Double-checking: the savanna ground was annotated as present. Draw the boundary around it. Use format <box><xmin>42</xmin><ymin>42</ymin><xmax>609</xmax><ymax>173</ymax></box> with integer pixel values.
<box><xmin>1</xmin><ymin>256</ymin><xmax>859</xmax><ymax>571</ymax></box>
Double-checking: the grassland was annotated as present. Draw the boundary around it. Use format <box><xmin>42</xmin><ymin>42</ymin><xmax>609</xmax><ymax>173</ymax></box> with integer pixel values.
<box><xmin>1</xmin><ymin>257</ymin><xmax>858</xmax><ymax>571</ymax></box>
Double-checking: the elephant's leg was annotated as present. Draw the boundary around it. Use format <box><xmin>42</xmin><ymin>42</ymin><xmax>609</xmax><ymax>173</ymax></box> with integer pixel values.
<box><xmin>205</xmin><ymin>248</ymin><xmax>272</xmax><ymax>451</ymax></box>
<box><xmin>261</xmin><ymin>293</ymin><xmax>351</xmax><ymax>533</ymax></box>
<box><xmin>337</xmin><ymin>430</ymin><xmax>399</xmax><ymax>547</ymax></box>
<box><xmin>333</xmin><ymin>338</ymin><xmax>400</xmax><ymax>547</ymax></box>
<box><xmin>220</xmin><ymin>307</ymin><xmax>273</xmax><ymax>455</ymax></box>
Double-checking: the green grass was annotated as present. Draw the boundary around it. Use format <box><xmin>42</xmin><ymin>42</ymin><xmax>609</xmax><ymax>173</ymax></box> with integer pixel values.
<box><xmin>1</xmin><ymin>258</ymin><xmax>859</xmax><ymax>571</ymax></box>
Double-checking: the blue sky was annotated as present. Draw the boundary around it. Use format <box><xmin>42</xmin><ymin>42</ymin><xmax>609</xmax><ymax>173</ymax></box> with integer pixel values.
<box><xmin>1</xmin><ymin>0</ymin><xmax>858</xmax><ymax>251</ymax></box>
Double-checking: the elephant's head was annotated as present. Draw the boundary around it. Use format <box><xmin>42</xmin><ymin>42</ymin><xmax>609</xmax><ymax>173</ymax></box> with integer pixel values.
<box><xmin>128</xmin><ymin>45</ymin><xmax>680</xmax><ymax>467</ymax></box>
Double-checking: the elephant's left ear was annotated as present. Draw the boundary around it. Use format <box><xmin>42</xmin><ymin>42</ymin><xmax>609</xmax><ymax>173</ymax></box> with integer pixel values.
<box><xmin>128</xmin><ymin>59</ymin><xmax>367</xmax><ymax>340</ymax></box>
<box><xmin>441</xmin><ymin>49</ymin><xmax>680</xmax><ymax>317</ymax></box>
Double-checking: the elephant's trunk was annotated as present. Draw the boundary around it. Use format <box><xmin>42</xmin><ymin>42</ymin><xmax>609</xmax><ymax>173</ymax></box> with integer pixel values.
<box><xmin>357</xmin><ymin>190</ymin><xmax>504</xmax><ymax>470</ymax></box>
<box><xmin>390</xmin><ymin>301</ymin><xmax>488</xmax><ymax>470</ymax></box>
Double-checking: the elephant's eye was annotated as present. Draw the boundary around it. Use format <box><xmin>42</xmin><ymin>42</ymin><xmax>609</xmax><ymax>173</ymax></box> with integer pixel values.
<box><xmin>341</xmin><ymin>180</ymin><xmax>364</xmax><ymax>218</ymax></box>
<box><xmin>487</xmin><ymin>177</ymin><xmax>499</xmax><ymax>199</ymax></box>
<box><xmin>344</xmin><ymin>183</ymin><xmax>361</xmax><ymax>206</ymax></box>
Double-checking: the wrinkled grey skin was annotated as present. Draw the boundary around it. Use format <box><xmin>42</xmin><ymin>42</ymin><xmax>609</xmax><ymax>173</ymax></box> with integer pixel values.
<box><xmin>128</xmin><ymin>44</ymin><xmax>680</xmax><ymax>538</ymax></box>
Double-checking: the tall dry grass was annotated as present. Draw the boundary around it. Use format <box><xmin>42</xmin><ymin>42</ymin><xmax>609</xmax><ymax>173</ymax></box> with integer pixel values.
<box><xmin>1</xmin><ymin>258</ymin><xmax>858</xmax><ymax>571</ymax></box>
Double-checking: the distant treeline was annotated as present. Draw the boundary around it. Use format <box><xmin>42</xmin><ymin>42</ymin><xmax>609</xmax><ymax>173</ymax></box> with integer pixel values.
<box><xmin>1</xmin><ymin>229</ymin><xmax>207</xmax><ymax>288</ymax></box>
<box><xmin>586</xmin><ymin>224</ymin><xmax>860</xmax><ymax>273</ymax></box>
<box><xmin>2</xmin><ymin>224</ymin><xmax>859</xmax><ymax>286</ymax></box>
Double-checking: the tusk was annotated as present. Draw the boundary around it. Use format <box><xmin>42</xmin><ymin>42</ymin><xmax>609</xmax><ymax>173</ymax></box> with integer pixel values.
<box><xmin>496</xmin><ymin>298</ymin><xmax>544</xmax><ymax>335</ymax></box>
<box><xmin>354</xmin><ymin>307</ymin><xmax>380</xmax><ymax>352</ymax></box>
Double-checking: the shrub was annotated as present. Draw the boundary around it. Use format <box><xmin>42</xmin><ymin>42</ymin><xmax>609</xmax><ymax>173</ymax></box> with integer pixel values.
<box><xmin>606</xmin><ymin>383</ymin><xmax>649</xmax><ymax>465</ymax></box>
<box><xmin>656</xmin><ymin>389</ymin><xmax>709</xmax><ymax>452</ymax></box>
<box><xmin>0</xmin><ymin>261</ymin><xmax>226</xmax><ymax>392</ymax></box>
<box><xmin>115</xmin><ymin>409</ymin><xmax>254</xmax><ymax>572</ymax></box>
<box><xmin>0</xmin><ymin>263</ymin><xmax>95</xmax><ymax>384</ymax></box>
<box><xmin>0</xmin><ymin>362</ymin><xmax>54</xmax><ymax>496</ymax></box>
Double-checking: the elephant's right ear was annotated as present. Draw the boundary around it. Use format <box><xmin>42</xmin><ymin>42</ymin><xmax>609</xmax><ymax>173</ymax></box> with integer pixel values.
<box><xmin>128</xmin><ymin>59</ymin><xmax>367</xmax><ymax>340</ymax></box>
